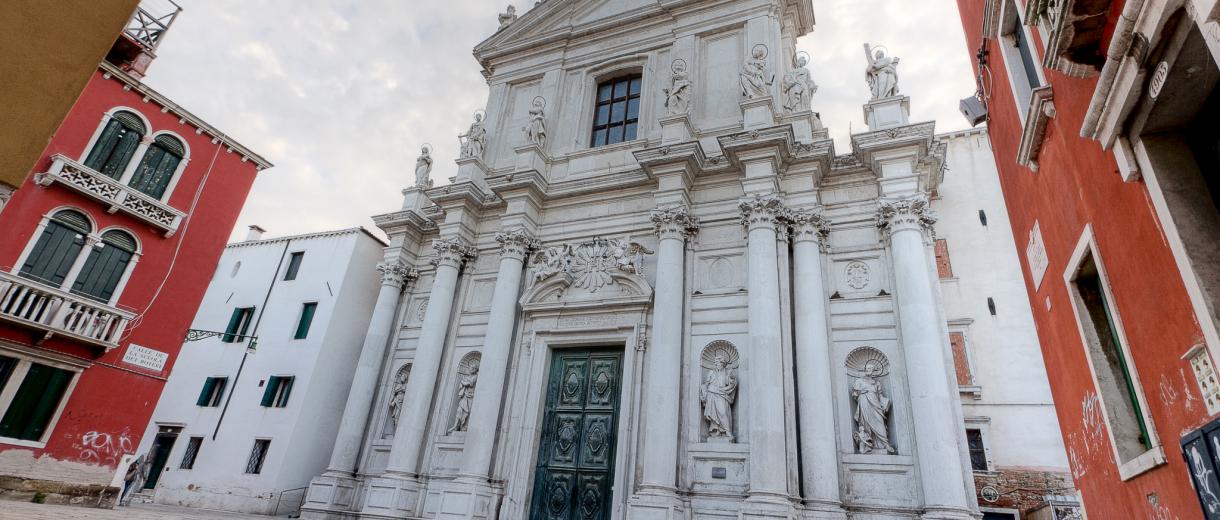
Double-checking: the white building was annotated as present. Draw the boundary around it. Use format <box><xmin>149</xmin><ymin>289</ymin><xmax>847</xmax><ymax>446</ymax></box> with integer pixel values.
<box><xmin>297</xmin><ymin>1</ymin><xmax>1077</xmax><ymax>519</ymax></box>
<box><xmin>135</xmin><ymin>227</ymin><xmax>386</xmax><ymax>515</ymax></box>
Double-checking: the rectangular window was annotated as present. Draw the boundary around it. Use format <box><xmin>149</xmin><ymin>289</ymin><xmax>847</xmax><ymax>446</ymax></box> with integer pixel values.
<box><xmin>590</xmin><ymin>75</ymin><xmax>642</xmax><ymax>148</ymax></box>
<box><xmin>949</xmin><ymin>332</ymin><xmax>974</xmax><ymax>386</ymax></box>
<box><xmin>966</xmin><ymin>428</ymin><xmax>988</xmax><ymax>471</ymax></box>
<box><xmin>1070</xmin><ymin>250</ymin><xmax>1153</xmax><ymax>463</ymax></box>
<box><xmin>222</xmin><ymin>307</ymin><xmax>255</xmax><ymax>343</ymax></box>
<box><xmin>998</xmin><ymin>0</ymin><xmax>1045</xmax><ymax>114</ymax></box>
<box><xmin>196</xmin><ymin>376</ymin><xmax>228</xmax><ymax>407</ymax></box>
<box><xmin>935</xmin><ymin>239</ymin><xmax>954</xmax><ymax>279</ymax></box>
<box><xmin>294</xmin><ymin>302</ymin><xmax>318</xmax><ymax>340</ymax></box>
<box><xmin>283</xmin><ymin>252</ymin><xmax>304</xmax><ymax>281</ymax></box>
<box><xmin>179</xmin><ymin>436</ymin><xmax>203</xmax><ymax>469</ymax></box>
<box><xmin>244</xmin><ymin>439</ymin><xmax>270</xmax><ymax>474</ymax></box>
<box><xmin>0</xmin><ymin>360</ymin><xmax>75</xmax><ymax>442</ymax></box>
<box><xmin>260</xmin><ymin>376</ymin><xmax>294</xmax><ymax>408</ymax></box>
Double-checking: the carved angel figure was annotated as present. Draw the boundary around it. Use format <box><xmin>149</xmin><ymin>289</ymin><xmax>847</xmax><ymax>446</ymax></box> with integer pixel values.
<box><xmin>740</xmin><ymin>45</ymin><xmax>773</xmax><ymax>99</ymax></box>
<box><xmin>460</xmin><ymin>112</ymin><xmax>487</xmax><ymax>159</ymax></box>
<box><xmin>851</xmin><ymin>360</ymin><xmax>896</xmax><ymax>454</ymax></box>
<box><xmin>864</xmin><ymin>43</ymin><xmax>900</xmax><ymax>99</ymax></box>
<box><xmin>414</xmin><ymin>146</ymin><xmax>433</xmax><ymax>188</ymax></box>
<box><xmin>498</xmin><ymin>5</ymin><xmax>517</xmax><ymax>29</ymax></box>
<box><xmin>613</xmin><ymin>240</ymin><xmax>654</xmax><ymax>275</ymax></box>
<box><xmin>525</xmin><ymin>98</ymin><xmax>547</xmax><ymax>147</ymax></box>
<box><xmin>700</xmin><ymin>353</ymin><xmax>738</xmax><ymax>440</ymax></box>
<box><xmin>663</xmin><ymin>60</ymin><xmax>692</xmax><ymax>115</ymax></box>
<box><xmin>449</xmin><ymin>364</ymin><xmax>479</xmax><ymax>433</ymax></box>
<box><xmin>531</xmin><ymin>245</ymin><xmax>570</xmax><ymax>283</ymax></box>
<box><xmin>782</xmin><ymin>54</ymin><xmax>817</xmax><ymax>112</ymax></box>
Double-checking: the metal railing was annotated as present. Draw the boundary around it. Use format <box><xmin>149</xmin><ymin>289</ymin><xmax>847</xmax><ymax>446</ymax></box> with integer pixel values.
<box><xmin>272</xmin><ymin>486</ymin><xmax>308</xmax><ymax>517</ymax></box>
<box><xmin>124</xmin><ymin>1</ymin><xmax>182</xmax><ymax>51</ymax></box>
<box><xmin>0</xmin><ymin>271</ymin><xmax>135</xmax><ymax>350</ymax></box>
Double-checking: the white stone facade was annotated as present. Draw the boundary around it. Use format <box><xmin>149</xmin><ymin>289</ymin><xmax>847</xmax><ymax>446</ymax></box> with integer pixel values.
<box><xmin>300</xmin><ymin>2</ymin><xmax>1066</xmax><ymax>519</ymax></box>
<box><xmin>136</xmin><ymin>228</ymin><xmax>386</xmax><ymax>514</ymax></box>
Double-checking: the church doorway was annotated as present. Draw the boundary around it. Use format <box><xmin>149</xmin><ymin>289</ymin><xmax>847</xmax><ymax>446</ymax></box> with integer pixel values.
<box><xmin>529</xmin><ymin>348</ymin><xmax>622</xmax><ymax>520</ymax></box>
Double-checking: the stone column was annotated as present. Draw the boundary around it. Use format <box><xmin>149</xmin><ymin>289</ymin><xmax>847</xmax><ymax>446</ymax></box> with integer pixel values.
<box><xmin>385</xmin><ymin>237</ymin><xmax>477</xmax><ymax>475</ymax></box>
<box><xmin>457</xmin><ymin>229</ymin><xmax>537</xmax><ymax>479</ymax></box>
<box><xmin>790</xmin><ymin>209</ymin><xmax>846</xmax><ymax>517</ymax></box>
<box><xmin>876</xmin><ymin>196</ymin><xmax>973</xmax><ymax>518</ymax></box>
<box><xmin>638</xmin><ymin>206</ymin><xmax>699</xmax><ymax>497</ymax></box>
<box><xmin>738</xmin><ymin>195</ymin><xmax>791</xmax><ymax>503</ymax></box>
<box><xmin>324</xmin><ymin>261</ymin><xmax>417</xmax><ymax>475</ymax></box>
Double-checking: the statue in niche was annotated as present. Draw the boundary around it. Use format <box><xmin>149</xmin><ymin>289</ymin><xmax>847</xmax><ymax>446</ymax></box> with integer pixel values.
<box><xmin>700</xmin><ymin>342</ymin><xmax>739</xmax><ymax>441</ymax></box>
<box><xmin>740</xmin><ymin>44</ymin><xmax>774</xmax><ymax>99</ymax></box>
<box><xmin>525</xmin><ymin>96</ymin><xmax>547</xmax><ymax>148</ymax></box>
<box><xmin>460</xmin><ymin>111</ymin><xmax>487</xmax><ymax>159</ymax></box>
<box><xmin>663</xmin><ymin>59</ymin><xmax>692</xmax><ymax>115</ymax></box>
<box><xmin>498</xmin><ymin>5</ymin><xmax>517</xmax><ymax>29</ymax></box>
<box><xmin>386</xmin><ymin>365</ymin><xmax>410</xmax><ymax>433</ymax></box>
<box><xmin>413</xmin><ymin>145</ymin><xmax>433</xmax><ymax>189</ymax></box>
<box><xmin>449</xmin><ymin>356</ymin><xmax>480</xmax><ymax>433</ymax></box>
<box><xmin>863</xmin><ymin>43</ymin><xmax>901</xmax><ymax>99</ymax></box>
<box><xmin>782</xmin><ymin>52</ymin><xmax>817</xmax><ymax>112</ymax></box>
<box><xmin>847</xmin><ymin>347</ymin><xmax>896</xmax><ymax>454</ymax></box>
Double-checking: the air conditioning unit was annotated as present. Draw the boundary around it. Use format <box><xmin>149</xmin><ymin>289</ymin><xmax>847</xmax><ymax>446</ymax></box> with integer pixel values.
<box><xmin>960</xmin><ymin>96</ymin><xmax>988</xmax><ymax>127</ymax></box>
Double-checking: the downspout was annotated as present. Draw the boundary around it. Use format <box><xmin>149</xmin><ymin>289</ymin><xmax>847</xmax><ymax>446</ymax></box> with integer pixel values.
<box><xmin>1080</xmin><ymin>0</ymin><xmax>1149</xmax><ymax>141</ymax></box>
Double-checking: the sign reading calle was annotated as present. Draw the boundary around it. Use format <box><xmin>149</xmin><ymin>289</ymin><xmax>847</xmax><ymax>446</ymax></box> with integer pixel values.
<box><xmin>122</xmin><ymin>344</ymin><xmax>169</xmax><ymax>372</ymax></box>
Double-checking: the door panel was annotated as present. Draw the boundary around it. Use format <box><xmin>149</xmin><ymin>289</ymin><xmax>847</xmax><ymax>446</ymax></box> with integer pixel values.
<box><xmin>530</xmin><ymin>349</ymin><xmax>622</xmax><ymax>520</ymax></box>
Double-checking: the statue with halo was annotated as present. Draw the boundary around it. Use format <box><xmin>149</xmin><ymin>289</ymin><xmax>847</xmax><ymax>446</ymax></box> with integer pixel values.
<box><xmin>863</xmin><ymin>43</ymin><xmax>900</xmax><ymax>99</ymax></box>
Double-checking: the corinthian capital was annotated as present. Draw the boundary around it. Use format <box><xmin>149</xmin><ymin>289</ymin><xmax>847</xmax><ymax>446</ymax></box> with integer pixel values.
<box><xmin>738</xmin><ymin>194</ymin><xmax>787</xmax><ymax>231</ymax></box>
<box><xmin>377</xmin><ymin>261</ymin><xmax>418</xmax><ymax>289</ymax></box>
<box><xmin>789</xmin><ymin>207</ymin><xmax>831</xmax><ymax>250</ymax></box>
<box><xmin>875</xmin><ymin>196</ymin><xmax>937</xmax><ymax>237</ymax></box>
<box><xmin>650</xmin><ymin>205</ymin><xmax>699</xmax><ymax>241</ymax></box>
<box><xmin>495</xmin><ymin>228</ymin><xmax>540</xmax><ymax>261</ymax></box>
<box><xmin>432</xmin><ymin>237</ymin><xmax>478</xmax><ymax>269</ymax></box>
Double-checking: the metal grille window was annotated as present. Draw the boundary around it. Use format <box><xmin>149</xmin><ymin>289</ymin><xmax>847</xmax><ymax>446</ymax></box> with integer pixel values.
<box><xmin>260</xmin><ymin>376</ymin><xmax>294</xmax><ymax>408</ymax></box>
<box><xmin>590</xmin><ymin>76</ymin><xmax>642</xmax><ymax>147</ymax></box>
<box><xmin>244</xmin><ymin>439</ymin><xmax>270</xmax><ymax>474</ymax></box>
<box><xmin>179</xmin><ymin>436</ymin><xmax>203</xmax><ymax>469</ymax></box>
<box><xmin>966</xmin><ymin>429</ymin><xmax>988</xmax><ymax>471</ymax></box>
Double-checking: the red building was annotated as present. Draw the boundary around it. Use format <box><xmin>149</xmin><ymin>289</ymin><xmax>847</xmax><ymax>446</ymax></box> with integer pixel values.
<box><xmin>956</xmin><ymin>0</ymin><xmax>1220</xmax><ymax>518</ymax></box>
<box><xmin>0</xmin><ymin>4</ymin><xmax>270</xmax><ymax>507</ymax></box>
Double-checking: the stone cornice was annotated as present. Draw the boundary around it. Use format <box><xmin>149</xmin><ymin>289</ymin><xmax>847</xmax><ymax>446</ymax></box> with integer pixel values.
<box><xmin>717</xmin><ymin>125</ymin><xmax>797</xmax><ymax>174</ymax></box>
<box><xmin>371</xmin><ymin>209</ymin><xmax>437</xmax><ymax>235</ymax></box>
<box><xmin>495</xmin><ymin>228</ymin><xmax>541</xmax><ymax>261</ymax></box>
<box><xmin>633</xmin><ymin>141</ymin><xmax>706</xmax><ymax>181</ymax></box>
<box><xmin>425</xmin><ymin>181</ymin><xmax>497</xmax><ymax>210</ymax></box>
<box><xmin>377</xmin><ymin>261</ymin><xmax>419</xmax><ymax>289</ymax></box>
<box><xmin>488</xmin><ymin>169</ymin><xmax>550</xmax><ymax>204</ymax></box>
<box><xmin>738</xmin><ymin>194</ymin><xmax>788</xmax><ymax>232</ymax></box>
<box><xmin>432</xmin><ymin>236</ymin><xmax>479</xmax><ymax>269</ymax></box>
<box><xmin>650</xmin><ymin>205</ymin><xmax>700</xmax><ymax>241</ymax></box>
<box><xmin>875</xmin><ymin>196</ymin><xmax>937</xmax><ymax>238</ymax></box>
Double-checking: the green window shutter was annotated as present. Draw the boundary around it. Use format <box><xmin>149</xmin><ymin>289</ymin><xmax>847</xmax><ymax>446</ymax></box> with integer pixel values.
<box><xmin>196</xmin><ymin>377</ymin><xmax>216</xmax><ymax>406</ymax></box>
<box><xmin>222</xmin><ymin>308</ymin><xmax>243</xmax><ymax>343</ymax></box>
<box><xmin>0</xmin><ymin>364</ymin><xmax>73</xmax><ymax>441</ymax></box>
<box><xmin>70</xmin><ymin>240</ymin><xmax>134</xmax><ymax>303</ymax></box>
<box><xmin>100</xmin><ymin>127</ymin><xmax>142</xmax><ymax>180</ymax></box>
<box><xmin>294</xmin><ymin>303</ymin><xmax>317</xmax><ymax>339</ymax></box>
<box><xmin>284</xmin><ymin>252</ymin><xmax>304</xmax><ymax>281</ymax></box>
<box><xmin>19</xmin><ymin>221</ymin><xmax>86</xmax><ymax>287</ymax></box>
<box><xmin>83</xmin><ymin>120</ymin><xmax>123</xmax><ymax>171</ymax></box>
<box><xmin>260</xmin><ymin>376</ymin><xmax>279</xmax><ymax>407</ymax></box>
<box><xmin>128</xmin><ymin>140</ymin><xmax>181</xmax><ymax>199</ymax></box>
<box><xmin>212</xmin><ymin>378</ymin><xmax>227</xmax><ymax>406</ymax></box>
<box><xmin>0</xmin><ymin>356</ymin><xmax>17</xmax><ymax>392</ymax></box>
<box><xmin>278</xmin><ymin>377</ymin><xmax>294</xmax><ymax>407</ymax></box>
<box><xmin>238</xmin><ymin>308</ymin><xmax>254</xmax><ymax>337</ymax></box>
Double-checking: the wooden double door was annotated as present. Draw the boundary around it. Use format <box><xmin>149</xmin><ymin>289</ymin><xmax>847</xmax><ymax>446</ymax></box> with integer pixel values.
<box><xmin>529</xmin><ymin>348</ymin><xmax>622</xmax><ymax>520</ymax></box>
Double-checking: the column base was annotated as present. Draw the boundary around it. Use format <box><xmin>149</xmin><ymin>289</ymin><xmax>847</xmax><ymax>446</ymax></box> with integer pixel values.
<box><xmin>359</xmin><ymin>473</ymin><xmax>424</xmax><ymax>519</ymax></box>
<box><xmin>627</xmin><ymin>490</ymin><xmax>685</xmax><ymax>520</ymax></box>
<box><xmin>418</xmin><ymin>477</ymin><xmax>502</xmax><ymax>520</ymax></box>
<box><xmin>796</xmin><ymin>500</ymin><xmax>848</xmax><ymax>520</ymax></box>
<box><xmin>742</xmin><ymin>494</ymin><xmax>798</xmax><ymax>519</ymax></box>
<box><xmin>741</xmin><ymin>97</ymin><xmax>777</xmax><ymax>130</ymax></box>
<box><xmin>300</xmin><ymin>472</ymin><xmax>363</xmax><ymax>519</ymax></box>
<box><xmin>919</xmin><ymin>506</ymin><xmax>977</xmax><ymax>520</ymax></box>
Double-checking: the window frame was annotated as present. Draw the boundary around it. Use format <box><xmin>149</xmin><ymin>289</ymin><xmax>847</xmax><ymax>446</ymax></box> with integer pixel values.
<box><xmin>179</xmin><ymin>436</ymin><xmax>203</xmax><ymax>470</ymax></box>
<box><xmin>996</xmin><ymin>0</ymin><xmax>1049</xmax><ymax>121</ymax></box>
<box><xmin>127</xmin><ymin>132</ymin><xmax>188</xmax><ymax>202</ymax></box>
<box><xmin>69</xmin><ymin>227</ymin><xmax>141</xmax><ymax>305</ymax></box>
<box><xmin>80</xmin><ymin>109</ymin><xmax>148</xmax><ymax>181</ymax></box>
<box><xmin>294</xmin><ymin>302</ymin><xmax>318</xmax><ymax>340</ymax></box>
<box><xmin>10</xmin><ymin>209</ymin><xmax>142</xmax><ymax>306</ymax></box>
<box><xmin>260</xmin><ymin>375</ymin><xmax>294</xmax><ymax>408</ymax></box>
<box><xmin>244</xmin><ymin>438</ymin><xmax>271</xmax><ymax>474</ymax></box>
<box><xmin>222</xmin><ymin>307</ymin><xmax>256</xmax><ymax>343</ymax></box>
<box><xmin>966</xmin><ymin>428</ymin><xmax>989</xmax><ymax>472</ymax></box>
<box><xmin>283</xmin><ymin>251</ymin><xmax>305</xmax><ymax>281</ymax></box>
<box><xmin>196</xmin><ymin>376</ymin><xmax>228</xmax><ymax>407</ymax></box>
<box><xmin>0</xmin><ymin>345</ymin><xmax>86</xmax><ymax>448</ymax></box>
<box><xmin>588</xmin><ymin>74</ymin><xmax>643</xmax><ymax>148</ymax></box>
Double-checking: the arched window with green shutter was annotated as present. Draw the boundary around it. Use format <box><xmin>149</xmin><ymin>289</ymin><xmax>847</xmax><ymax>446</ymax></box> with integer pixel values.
<box><xmin>83</xmin><ymin>111</ymin><xmax>146</xmax><ymax>179</ymax></box>
<box><xmin>71</xmin><ymin>229</ymin><xmax>137</xmax><ymax>303</ymax></box>
<box><xmin>18</xmin><ymin>210</ymin><xmax>92</xmax><ymax>288</ymax></box>
<box><xmin>128</xmin><ymin>134</ymin><xmax>185</xmax><ymax>199</ymax></box>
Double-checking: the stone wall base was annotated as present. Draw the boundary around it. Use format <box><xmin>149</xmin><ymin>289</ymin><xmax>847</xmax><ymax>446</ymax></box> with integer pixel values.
<box><xmin>0</xmin><ymin>475</ymin><xmax>120</xmax><ymax>508</ymax></box>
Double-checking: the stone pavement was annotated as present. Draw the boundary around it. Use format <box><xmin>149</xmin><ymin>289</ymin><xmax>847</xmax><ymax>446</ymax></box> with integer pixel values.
<box><xmin>0</xmin><ymin>501</ymin><xmax>282</xmax><ymax>519</ymax></box>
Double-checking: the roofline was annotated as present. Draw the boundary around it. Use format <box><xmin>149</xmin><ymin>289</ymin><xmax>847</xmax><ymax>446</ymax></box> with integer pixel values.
<box><xmin>935</xmin><ymin>126</ymin><xmax>988</xmax><ymax>140</ymax></box>
<box><xmin>99</xmin><ymin>61</ymin><xmax>274</xmax><ymax>170</ymax></box>
<box><xmin>226</xmin><ymin>227</ymin><xmax>389</xmax><ymax>249</ymax></box>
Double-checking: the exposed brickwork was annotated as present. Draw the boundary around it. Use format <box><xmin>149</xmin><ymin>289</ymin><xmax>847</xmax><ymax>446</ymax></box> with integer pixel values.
<box><xmin>935</xmin><ymin>238</ymin><xmax>954</xmax><ymax>279</ymax></box>
<box><xmin>950</xmin><ymin>331</ymin><xmax>972</xmax><ymax>385</ymax></box>
<box><xmin>973</xmin><ymin>468</ymin><xmax>1076</xmax><ymax>515</ymax></box>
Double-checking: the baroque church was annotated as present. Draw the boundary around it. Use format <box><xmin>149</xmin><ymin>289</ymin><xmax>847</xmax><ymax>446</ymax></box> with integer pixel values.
<box><xmin>301</xmin><ymin>1</ymin><xmax>1070</xmax><ymax>519</ymax></box>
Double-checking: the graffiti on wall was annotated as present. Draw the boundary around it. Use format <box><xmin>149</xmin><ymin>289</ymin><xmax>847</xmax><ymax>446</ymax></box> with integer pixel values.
<box><xmin>70</xmin><ymin>428</ymin><xmax>135</xmax><ymax>466</ymax></box>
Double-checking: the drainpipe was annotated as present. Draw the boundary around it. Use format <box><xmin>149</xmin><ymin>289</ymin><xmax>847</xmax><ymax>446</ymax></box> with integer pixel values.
<box><xmin>1080</xmin><ymin>0</ymin><xmax>1149</xmax><ymax>141</ymax></box>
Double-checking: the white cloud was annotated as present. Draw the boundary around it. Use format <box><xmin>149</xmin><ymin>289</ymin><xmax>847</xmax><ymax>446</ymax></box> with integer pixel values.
<box><xmin>145</xmin><ymin>1</ymin><xmax>975</xmax><ymax>242</ymax></box>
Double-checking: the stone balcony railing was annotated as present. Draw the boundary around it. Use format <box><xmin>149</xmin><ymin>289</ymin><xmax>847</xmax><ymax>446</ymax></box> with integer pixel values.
<box><xmin>0</xmin><ymin>271</ymin><xmax>134</xmax><ymax>351</ymax></box>
<box><xmin>35</xmin><ymin>154</ymin><xmax>186</xmax><ymax>236</ymax></box>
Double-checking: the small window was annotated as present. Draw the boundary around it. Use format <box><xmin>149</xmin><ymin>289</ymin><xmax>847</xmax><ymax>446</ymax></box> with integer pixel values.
<box><xmin>998</xmin><ymin>0</ymin><xmax>1046</xmax><ymax>114</ymax></box>
<box><xmin>179</xmin><ymin>436</ymin><xmax>203</xmax><ymax>469</ymax></box>
<box><xmin>294</xmin><ymin>303</ymin><xmax>317</xmax><ymax>340</ymax></box>
<box><xmin>128</xmin><ymin>134</ymin><xmax>184</xmax><ymax>199</ymax></box>
<box><xmin>590</xmin><ymin>75</ymin><xmax>642</xmax><ymax>147</ymax></box>
<box><xmin>934</xmin><ymin>239</ymin><xmax>954</xmax><ymax>279</ymax></box>
<box><xmin>245</xmin><ymin>439</ymin><xmax>271</xmax><ymax>474</ymax></box>
<box><xmin>966</xmin><ymin>429</ymin><xmax>988</xmax><ymax>471</ymax></box>
<box><xmin>260</xmin><ymin>376</ymin><xmax>294</xmax><ymax>408</ymax></box>
<box><xmin>283</xmin><ymin>252</ymin><xmax>304</xmax><ymax>281</ymax></box>
<box><xmin>19</xmin><ymin>210</ymin><xmax>91</xmax><ymax>287</ymax></box>
<box><xmin>222</xmin><ymin>307</ymin><xmax>255</xmax><ymax>343</ymax></box>
<box><xmin>949</xmin><ymin>332</ymin><xmax>974</xmax><ymax>386</ymax></box>
<box><xmin>84</xmin><ymin>111</ymin><xmax>145</xmax><ymax>179</ymax></box>
<box><xmin>196</xmin><ymin>376</ymin><xmax>228</xmax><ymax>407</ymax></box>
<box><xmin>71</xmin><ymin>229</ymin><xmax>137</xmax><ymax>303</ymax></box>
<box><xmin>0</xmin><ymin>359</ymin><xmax>75</xmax><ymax>442</ymax></box>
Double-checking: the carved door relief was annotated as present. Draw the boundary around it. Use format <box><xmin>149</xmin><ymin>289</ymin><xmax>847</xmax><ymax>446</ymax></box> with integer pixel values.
<box><xmin>530</xmin><ymin>348</ymin><xmax>622</xmax><ymax>520</ymax></box>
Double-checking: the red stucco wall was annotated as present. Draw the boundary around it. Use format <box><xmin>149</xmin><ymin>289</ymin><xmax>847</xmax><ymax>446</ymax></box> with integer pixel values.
<box><xmin>956</xmin><ymin>1</ymin><xmax>1210</xmax><ymax>518</ymax></box>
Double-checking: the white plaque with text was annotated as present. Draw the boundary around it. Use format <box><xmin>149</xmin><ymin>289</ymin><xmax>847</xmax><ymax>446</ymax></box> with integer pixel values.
<box><xmin>1026</xmin><ymin>221</ymin><xmax>1049</xmax><ymax>290</ymax></box>
<box><xmin>122</xmin><ymin>344</ymin><xmax>169</xmax><ymax>372</ymax></box>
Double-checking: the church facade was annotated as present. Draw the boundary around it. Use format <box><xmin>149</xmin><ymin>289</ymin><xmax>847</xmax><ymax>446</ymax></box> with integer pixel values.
<box><xmin>301</xmin><ymin>1</ymin><xmax>1066</xmax><ymax>519</ymax></box>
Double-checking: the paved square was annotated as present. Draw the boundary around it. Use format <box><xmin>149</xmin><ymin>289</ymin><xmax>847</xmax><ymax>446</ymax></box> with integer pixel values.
<box><xmin>0</xmin><ymin>501</ymin><xmax>280</xmax><ymax>519</ymax></box>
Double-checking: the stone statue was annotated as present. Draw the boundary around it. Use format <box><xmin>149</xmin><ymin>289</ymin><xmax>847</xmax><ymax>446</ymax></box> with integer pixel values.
<box><xmin>449</xmin><ymin>362</ymin><xmax>479</xmax><ymax>433</ymax></box>
<box><xmin>663</xmin><ymin>59</ymin><xmax>692</xmax><ymax>115</ymax></box>
<box><xmin>851</xmin><ymin>359</ymin><xmax>896</xmax><ymax>454</ymax></box>
<box><xmin>387</xmin><ymin>366</ymin><xmax>409</xmax><ymax>430</ymax></box>
<box><xmin>414</xmin><ymin>145</ymin><xmax>433</xmax><ymax>189</ymax></box>
<box><xmin>460</xmin><ymin>112</ymin><xmax>487</xmax><ymax>159</ymax></box>
<box><xmin>782</xmin><ymin>53</ymin><xmax>817</xmax><ymax>112</ymax></box>
<box><xmin>498</xmin><ymin>5</ymin><xmax>517</xmax><ymax>29</ymax></box>
<box><xmin>700</xmin><ymin>352</ymin><xmax>738</xmax><ymax>440</ymax></box>
<box><xmin>740</xmin><ymin>44</ymin><xmax>773</xmax><ymax>99</ymax></box>
<box><xmin>863</xmin><ymin>43</ymin><xmax>900</xmax><ymax>99</ymax></box>
<box><xmin>525</xmin><ymin>97</ymin><xmax>547</xmax><ymax>147</ymax></box>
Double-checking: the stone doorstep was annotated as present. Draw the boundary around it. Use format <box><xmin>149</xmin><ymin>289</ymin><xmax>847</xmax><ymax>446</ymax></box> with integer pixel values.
<box><xmin>0</xmin><ymin>475</ymin><xmax>120</xmax><ymax>508</ymax></box>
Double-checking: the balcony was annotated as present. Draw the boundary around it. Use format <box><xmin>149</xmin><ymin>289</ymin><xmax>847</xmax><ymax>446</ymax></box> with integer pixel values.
<box><xmin>34</xmin><ymin>154</ymin><xmax>185</xmax><ymax>237</ymax></box>
<box><xmin>0</xmin><ymin>271</ymin><xmax>134</xmax><ymax>351</ymax></box>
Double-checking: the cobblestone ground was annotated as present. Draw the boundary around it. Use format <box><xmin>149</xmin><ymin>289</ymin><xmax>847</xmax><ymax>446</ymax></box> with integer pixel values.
<box><xmin>0</xmin><ymin>501</ymin><xmax>282</xmax><ymax>519</ymax></box>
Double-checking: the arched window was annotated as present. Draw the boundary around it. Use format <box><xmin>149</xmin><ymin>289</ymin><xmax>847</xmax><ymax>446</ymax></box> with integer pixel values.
<box><xmin>71</xmin><ymin>230</ymin><xmax>137</xmax><ymax>303</ymax></box>
<box><xmin>128</xmin><ymin>134</ymin><xmax>185</xmax><ymax>199</ymax></box>
<box><xmin>83</xmin><ymin>111</ymin><xmax>146</xmax><ymax>179</ymax></box>
<box><xmin>18</xmin><ymin>210</ymin><xmax>91</xmax><ymax>287</ymax></box>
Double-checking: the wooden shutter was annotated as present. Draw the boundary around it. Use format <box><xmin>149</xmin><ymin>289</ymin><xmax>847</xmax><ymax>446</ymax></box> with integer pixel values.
<box><xmin>196</xmin><ymin>377</ymin><xmax>216</xmax><ymax>406</ymax></box>
<box><xmin>949</xmin><ymin>332</ymin><xmax>973</xmax><ymax>386</ymax></box>
<box><xmin>83</xmin><ymin>120</ymin><xmax>123</xmax><ymax>171</ymax></box>
<box><xmin>70</xmin><ymin>231</ymin><xmax>135</xmax><ymax>303</ymax></box>
<box><xmin>0</xmin><ymin>356</ymin><xmax>16</xmax><ymax>391</ymax></box>
<box><xmin>260</xmin><ymin>376</ymin><xmax>280</xmax><ymax>407</ymax></box>
<box><xmin>128</xmin><ymin>137</ymin><xmax>182</xmax><ymax>199</ymax></box>
<box><xmin>295</xmin><ymin>303</ymin><xmax>317</xmax><ymax>339</ymax></box>
<box><xmin>101</xmin><ymin>127</ymin><xmax>141</xmax><ymax>180</ymax></box>
<box><xmin>222</xmin><ymin>308</ymin><xmax>247</xmax><ymax>343</ymax></box>
<box><xmin>19</xmin><ymin>220</ymin><xmax>86</xmax><ymax>287</ymax></box>
<box><xmin>0</xmin><ymin>364</ymin><xmax>73</xmax><ymax>441</ymax></box>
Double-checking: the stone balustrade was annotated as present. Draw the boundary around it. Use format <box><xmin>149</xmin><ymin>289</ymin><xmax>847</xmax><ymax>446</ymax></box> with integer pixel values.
<box><xmin>35</xmin><ymin>154</ymin><xmax>185</xmax><ymax>236</ymax></box>
<box><xmin>0</xmin><ymin>271</ymin><xmax>134</xmax><ymax>350</ymax></box>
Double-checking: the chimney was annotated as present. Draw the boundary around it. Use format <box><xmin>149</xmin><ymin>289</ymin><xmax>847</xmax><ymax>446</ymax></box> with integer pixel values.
<box><xmin>246</xmin><ymin>225</ymin><xmax>266</xmax><ymax>241</ymax></box>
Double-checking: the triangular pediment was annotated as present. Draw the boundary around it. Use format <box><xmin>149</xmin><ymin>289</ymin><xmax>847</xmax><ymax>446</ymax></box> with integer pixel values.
<box><xmin>475</xmin><ymin>0</ymin><xmax>666</xmax><ymax>58</ymax></box>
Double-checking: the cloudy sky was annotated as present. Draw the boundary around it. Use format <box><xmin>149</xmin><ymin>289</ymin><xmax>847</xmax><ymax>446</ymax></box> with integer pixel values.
<box><xmin>145</xmin><ymin>0</ymin><xmax>976</xmax><ymax>242</ymax></box>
